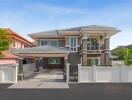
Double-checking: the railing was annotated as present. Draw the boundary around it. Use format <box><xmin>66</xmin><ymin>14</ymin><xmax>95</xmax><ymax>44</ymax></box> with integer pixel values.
<box><xmin>87</xmin><ymin>50</ymin><xmax>102</xmax><ymax>54</ymax></box>
<box><xmin>79</xmin><ymin>49</ymin><xmax>102</xmax><ymax>54</ymax></box>
<box><xmin>78</xmin><ymin>65</ymin><xmax>132</xmax><ymax>83</ymax></box>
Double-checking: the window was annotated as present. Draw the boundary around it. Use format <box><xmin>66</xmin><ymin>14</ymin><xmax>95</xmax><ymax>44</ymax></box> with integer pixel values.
<box><xmin>13</xmin><ymin>41</ymin><xmax>16</xmax><ymax>47</ymax></box>
<box><xmin>40</xmin><ymin>40</ymin><xmax>58</xmax><ymax>47</ymax></box>
<box><xmin>48</xmin><ymin>58</ymin><xmax>60</xmax><ymax>64</ymax></box>
<box><xmin>51</xmin><ymin>40</ymin><xmax>57</xmax><ymax>47</ymax></box>
<box><xmin>87</xmin><ymin>37</ymin><xmax>100</xmax><ymax>50</ymax></box>
<box><xmin>69</xmin><ymin>37</ymin><xmax>77</xmax><ymax>51</ymax></box>
<box><xmin>37</xmin><ymin>40</ymin><xmax>41</xmax><ymax>46</ymax></box>
<box><xmin>87</xmin><ymin>58</ymin><xmax>99</xmax><ymax>66</ymax></box>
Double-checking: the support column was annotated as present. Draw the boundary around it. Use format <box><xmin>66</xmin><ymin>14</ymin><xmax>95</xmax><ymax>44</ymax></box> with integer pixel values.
<box><xmin>82</xmin><ymin>34</ymin><xmax>88</xmax><ymax>66</ymax></box>
<box><xmin>42</xmin><ymin>57</ymin><xmax>45</xmax><ymax>69</ymax></box>
<box><xmin>18</xmin><ymin>58</ymin><xmax>24</xmax><ymax>80</ymax></box>
<box><xmin>104</xmin><ymin>36</ymin><xmax>110</xmax><ymax>51</ymax></box>
<box><xmin>64</xmin><ymin>56</ymin><xmax>68</xmax><ymax>80</ymax></box>
<box><xmin>66</xmin><ymin>63</ymin><xmax>70</xmax><ymax>83</ymax></box>
<box><xmin>34</xmin><ymin>58</ymin><xmax>39</xmax><ymax>72</ymax></box>
<box><xmin>104</xmin><ymin>36</ymin><xmax>111</xmax><ymax>66</ymax></box>
<box><xmin>64</xmin><ymin>56</ymin><xmax>68</xmax><ymax>66</ymax></box>
<box><xmin>82</xmin><ymin>53</ymin><xmax>87</xmax><ymax>66</ymax></box>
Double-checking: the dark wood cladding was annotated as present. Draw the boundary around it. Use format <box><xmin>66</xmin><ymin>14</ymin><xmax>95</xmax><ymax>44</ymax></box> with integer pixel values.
<box><xmin>43</xmin><ymin>57</ymin><xmax>64</xmax><ymax>69</ymax></box>
<box><xmin>87</xmin><ymin>54</ymin><xmax>100</xmax><ymax>57</ymax></box>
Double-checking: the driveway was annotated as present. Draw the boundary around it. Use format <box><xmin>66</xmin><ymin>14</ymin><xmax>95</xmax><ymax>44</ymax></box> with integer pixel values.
<box><xmin>9</xmin><ymin>69</ymin><xmax>69</xmax><ymax>89</ymax></box>
<box><xmin>0</xmin><ymin>83</ymin><xmax>132</xmax><ymax>100</ymax></box>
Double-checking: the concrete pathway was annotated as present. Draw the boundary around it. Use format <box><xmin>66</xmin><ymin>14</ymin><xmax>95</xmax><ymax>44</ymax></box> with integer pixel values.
<box><xmin>9</xmin><ymin>69</ymin><xmax>69</xmax><ymax>89</ymax></box>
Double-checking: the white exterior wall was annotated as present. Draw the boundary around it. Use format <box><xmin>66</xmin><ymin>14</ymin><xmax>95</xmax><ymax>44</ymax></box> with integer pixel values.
<box><xmin>78</xmin><ymin>65</ymin><xmax>132</xmax><ymax>83</ymax></box>
<box><xmin>0</xmin><ymin>67</ymin><xmax>17</xmax><ymax>83</ymax></box>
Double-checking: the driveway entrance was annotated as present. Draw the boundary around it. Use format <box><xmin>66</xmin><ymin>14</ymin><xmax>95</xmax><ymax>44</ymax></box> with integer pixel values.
<box><xmin>9</xmin><ymin>69</ymin><xmax>69</xmax><ymax>89</ymax></box>
<box><xmin>26</xmin><ymin>69</ymin><xmax>64</xmax><ymax>82</ymax></box>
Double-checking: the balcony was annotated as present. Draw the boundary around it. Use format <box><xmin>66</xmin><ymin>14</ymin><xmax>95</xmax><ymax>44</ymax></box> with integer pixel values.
<box><xmin>86</xmin><ymin>50</ymin><xmax>102</xmax><ymax>54</ymax></box>
<box><xmin>79</xmin><ymin>44</ymin><xmax>102</xmax><ymax>54</ymax></box>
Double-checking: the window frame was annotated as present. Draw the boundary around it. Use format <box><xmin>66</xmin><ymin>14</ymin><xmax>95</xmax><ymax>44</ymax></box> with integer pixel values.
<box><xmin>69</xmin><ymin>36</ymin><xmax>77</xmax><ymax>52</ymax></box>
<box><xmin>87</xmin><ymin>57</ymin><xmax>100</xmax><ymax>66</ymax></box>
<box><xmin>87</xmin><ymin>37</ymin><xmax>100</xmax><ymax>50</ymax></box>
<box><xmin>39</xmin><ymin>39</ymin><xmax>58</xmax><ymax>47</ymax></box>
<box><xmin>48</xmin><ymin>57</ymin><xmax>61</xmax><ymax>64</ymax></box>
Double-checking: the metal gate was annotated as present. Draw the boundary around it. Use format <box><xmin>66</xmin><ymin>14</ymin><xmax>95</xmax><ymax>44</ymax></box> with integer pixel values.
<box><xmin>69</xmin><ymin>65</ymin><xmax>78</xmax><ymax>82</ymax></box>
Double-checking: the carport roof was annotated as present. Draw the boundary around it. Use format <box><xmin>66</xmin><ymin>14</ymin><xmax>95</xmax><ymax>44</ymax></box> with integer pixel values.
<box><xmin>12</xmin><ymin>46</ymin><xmax>70</xmax><ymax>55</ymax></box>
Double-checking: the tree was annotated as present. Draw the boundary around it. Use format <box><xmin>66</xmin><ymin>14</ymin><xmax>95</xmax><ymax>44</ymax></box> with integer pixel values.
<box><xmin>0</xmin><ymin>28</ymin><xmax>11</xmax><ymax>56</ymax></box>
<box><xmin>124</xmin><ymin>48</ymin><xmax>132</xmax><ymax>65</ymax></box>
<box><xmin>111</xmin><ymin>48</ymin><xmax>127</xmax><ymax>60</ymax></box>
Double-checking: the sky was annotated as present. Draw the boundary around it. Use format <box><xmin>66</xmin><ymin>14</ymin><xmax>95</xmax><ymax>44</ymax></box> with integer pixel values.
<box><xmin>0</xmin><ymin>0</ymin><xmax>132</xmax><ymax>49</ymax></box>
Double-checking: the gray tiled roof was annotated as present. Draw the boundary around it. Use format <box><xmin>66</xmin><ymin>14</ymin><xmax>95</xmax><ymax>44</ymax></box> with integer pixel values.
<box><xmin>12</xmin><ymin>46</ymin><xmax>70</xmax><ymax>54</ymax></box>
<box><xmin>28</xmin><ymin>30</ymin><xmax>59</xmax><ymax>37</ymax></box>
<box><xmin>60</xmin><ymin>25</ymin><xmax>116</xmax><ymax>31</ymax></box>
<box><xmin>28</xmin><ymin>25</ymin><xmax>119</xmax><ymax>38</ymax></box>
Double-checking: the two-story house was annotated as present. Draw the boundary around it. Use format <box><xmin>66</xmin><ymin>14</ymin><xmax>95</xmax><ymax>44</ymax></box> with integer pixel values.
<box><xmin>13</xmin><ymin>25</ymin><xmax>120</xmax><ymax>77</ymax></box>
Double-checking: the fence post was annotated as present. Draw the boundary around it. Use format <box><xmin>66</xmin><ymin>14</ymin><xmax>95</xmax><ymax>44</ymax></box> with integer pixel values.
<box><xmin>78</xmin><ymin>64</ymin><xmax>81</xmax><ymax>83</ymax></box>
<box><xmin>93</xmin><ymin>66</ymin><xmax>96</xmax><ymax>82</ymax></box>
<box><xmin>120</xmin><ymin>67</ymin><xmax>123</xmax><ymax>82</ymax></box>
<box><xmin>1</xmin><ymin>69</ymin><xmax>4</xmax><ymax>82</ymax></box>
<box><xmin>15</xmin><ymin>64</ymin><xmax>18</xmax><ymax>83</ymax></box>
<box><xmin>66</xmin><ymin>63</ymin><xmax>70</xmax><ymax>83</ymax></box>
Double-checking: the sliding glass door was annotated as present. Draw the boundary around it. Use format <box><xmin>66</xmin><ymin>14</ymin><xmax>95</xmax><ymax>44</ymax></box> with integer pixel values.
<box><xmin>69</xmin><ymin>36</ymin><xmax>77</xmax><ymax>52</ymax></box>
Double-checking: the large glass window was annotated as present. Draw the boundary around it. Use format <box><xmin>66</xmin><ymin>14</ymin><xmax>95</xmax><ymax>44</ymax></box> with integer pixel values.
<box><xmin>40</xmin><ymin>40</ymin><xmax>58</xmax><ymax>47</ymax></box>
<box><xmin>70</xmin><ymin>37</ymin><xmax>77</xmax><ymax>51</ymax></box>
<box><xmin>48</xmin><ymin>58</ymin><xmax>60</xmax><ymax>64</ymax></box>
<box><xmin>51</xmin><ymin>40</ymin><xmax>57</xmax><ymax>47</ymax></box>
<box><xmin>87</xmin><ymin>58</ymin><xmax>99</xmax><ymax>66</ymax></box>
<box><xmin>87</xmin><ymin>37</ymin><xmax>100</xmax><ymax>50</ymax></box>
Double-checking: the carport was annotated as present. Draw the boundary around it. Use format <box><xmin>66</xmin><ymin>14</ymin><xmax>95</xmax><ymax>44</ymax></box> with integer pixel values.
<box><xmin>12</xmin><ymin>46</ymin><xmax>70</xmax><ymax>81</ymax></box>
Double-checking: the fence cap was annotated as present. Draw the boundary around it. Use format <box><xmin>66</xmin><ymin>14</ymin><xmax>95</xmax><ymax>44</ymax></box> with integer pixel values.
<box><xmin>78</xmin><ymin>64</ymin><xmax>82</xmax><ymax>66</ymax></box>
<box><xmin>66</xmin><ymin>63</ymin><xmax>70</xmax><ymax>66</ymax></box>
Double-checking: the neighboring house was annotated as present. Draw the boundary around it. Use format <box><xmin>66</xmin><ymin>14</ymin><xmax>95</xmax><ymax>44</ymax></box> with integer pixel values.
<box><xmin>0</xmin><ymin>28</ymin><xmax>34</xmax><ymax>65</ymax></box>
<box><xmin>127</xmin><ymin>45</ymin><xmax>132</xmax><ymax>48</ymax></box>
<box><xmin>13</xmin><ymin>25</ymin><xmax>120</xmax><ymax>77</ymax></box>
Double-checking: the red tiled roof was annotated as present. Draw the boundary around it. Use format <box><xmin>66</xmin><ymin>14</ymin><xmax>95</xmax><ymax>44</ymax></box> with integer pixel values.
<box><xmin>1</xmin><ymin>53</ymin><xmax>18</xmax><ymax>59</ymax></box>
<box><xmin>3</xmin><ymin>28</ymin><xmax>35</xmax><ymax>47</ymax></box>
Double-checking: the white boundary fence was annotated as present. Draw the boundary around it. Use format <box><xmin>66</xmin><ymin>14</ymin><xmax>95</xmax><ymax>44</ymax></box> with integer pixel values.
<box><xmin>0</xmin><ymin>65</ymin><xmax>17</xmax><ymax>83</ymax></box>
<box><xmin>0</xmin><ymin>63</ymin><xmax>34</xmax><ymax>83</ymax></box>
<box><xmin>78</xmin><ymin>64</ymin><xmax>132</xmax><ymax>83</ymax></box>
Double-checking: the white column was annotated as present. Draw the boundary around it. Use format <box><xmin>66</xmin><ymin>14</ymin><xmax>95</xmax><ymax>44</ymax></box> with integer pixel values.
<box><xmin>78</xmin><ymin>64</ymin><xmax>81</xmax><ymax>83</ymax></box>
<box><xmin>15</xmin><ymin>64</ymin><xmax>18</xmax><ymax>83</ymax></box>
<box><xmin>2</xmin><ymin>69</ymin><xmax>4</xmax><ymax>82</ymax></box>
<box><xmin>66</xmin><ymin>63</ymin><xmax>70</xmax><ymax>83</ymax></box>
